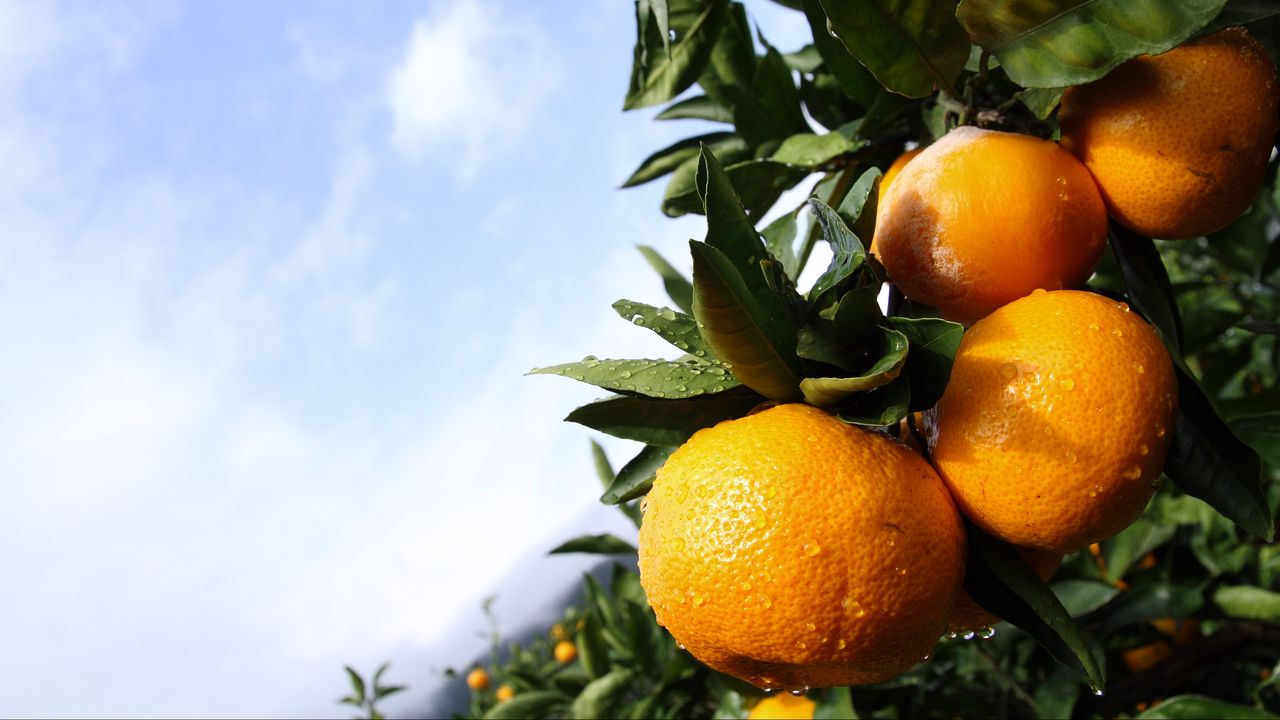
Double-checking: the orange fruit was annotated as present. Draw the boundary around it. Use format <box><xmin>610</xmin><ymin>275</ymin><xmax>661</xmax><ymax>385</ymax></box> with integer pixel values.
<box><xmin>872</xmin><ymin>126</ymin><xmax>1108</xmax><ymax>325</ymax></box>
<box><xmin>495</xmin><ymin>684</ymin><xmax>514</xmax><ymax>702</ymax></box>
<box><xmin>637</xmin><ymin>404</ymin><xmax>966</xmax><ymax>690</ymax></box>
<box><xmin>1060</xmin><ymin>27</ymin><xmax>1280</xmax><ymax>239</ymax></box>
<box><xmin>748</xmin><ymin>692</ymin><xmax>817</xmax><ymax>720</ymax></box>
<box><xmin>925</xmin><ymin>290</ymin><xmax>1177</xmax><ymax>554</ymax></box>
<box><xmin>870</xmin><ymin>147</ymin><xmax>925</xmax><ymax>256</ymax></box>
<box><xmin>553</xmin><ymin>639</ymin><xmax>577</xmax><ymax>664</ymax></box>
<box><xmin>465</xmin><ymin>667</ymin><xmax>489</xmax><ymax>692</ymax></box>
<box><xmin>947</xmin><ymin>548</ymin><xmax>1063</xmax><ymax>633</ymax></box>
<box><xmin>1123</xmin><ymin>619</ymin><xmax>1200</xmax><ymax>673</ymax></box>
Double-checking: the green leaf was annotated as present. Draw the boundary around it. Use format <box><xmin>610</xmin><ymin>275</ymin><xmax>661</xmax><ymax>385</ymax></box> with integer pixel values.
<box><xmin>1052</xmin><ymin>579</ymin><xmax>1122</xmax><ymax>617</ymax></box>
<box><xmin>806</xmin><ymin>196</ymin><xmax>868</xmax><ymax>302</ymax></box>
<box><xmin>590</xmin><ymin>441</ymin><xmax>614</xmax><ymax>490</ymax></box>
<box><xmin>1231</xmin><ymin>412</ymin><xmax>1280</xmax><ymax>468</ymax></box>
<box><xmin>761</xmin><ymin>209</ymin><xmax>801</xmax><ymax>279</ymax></box>
<box><xmin>1200</xmin><ymin>1</ymin><xmax>1280</xmax><ymax>36</ymax></box>
<box><xmin>891</xmin><ymin>316</ymin><xmax>963</xmax><ymax>411</ymax></box>
<box><xmin>835</xmin><ymin>374</ymin><xmax>911</xmax><ymax>427</ymax></box>
<box><xmin>802</xmin><ymin>0</ymin><xmax>880</xmax><ymax>107</ymax></box>
<box><xmin>548</xmin><ymin>534</ymin><xmax>638</xmax><ymax>556</ymax></box>
<box><xmin>570</xmin><ymin>669</ymin><xmax>637</xmax><ymax>720</ymax></box>
<box><xmin>956</xmin><ymin>0</ymin><xmax>1227</xmax><ymax>88</ymax></box>
<box><xmin>665</xmin><ymin>158</ymin><xmax>805</xmax><ymax>219</ymax></box>
<box><xmin>483</xmin><ymin>690</ymin><xmax>568</xmax><ymax>720</ymax></box>
<box><xmin>566</xmin><ymin>387</ymin><xmax>762</xmax><ymax>446</ymax></box>
<box><xmin>642</xmin><ymin>0</ymin><xmax>672</xmax><ymax>57</ymax></box>
<box><xmin>800</xmin><ymin>328</ymin><xmax>909</xmax><ymax>407</ymax></box>
<box><xmin>835</xmin><ymin>166</ymin><xmax>882</xmax><ymax>242</ymax></box>
<box><xmin>727</xmin><ymin>45</ymin><xmax>810</xmax><ymax>145</ymax></box>
<box><xmin>1109</xmin><ymin>227</ymin><xmax>1184</xmax><ymax>354</ymax></box>
<box><xmin>344</xmin><ymin>666</ymin><xmax>366</xmax><ymax>703</ymax></box>
<box><xmin>1136</xmin><ymin>695</ymin><xmax>1280</xmax><ymax>719</ymax></box>
<box><xmin>1214</xmin><ymin>585</ymin><xmax>1280</xmax><ymax>622</ymax></box>
<box><xmin>531</xmin><ymin>357</ymin><xmax>740</xmax><ymax>399</ymax></box>
<box><xmin>1164</xmin><ymin>362</ymin><xmax>1273</xmax><ymax>541</ymax></box>
<box><xmin>691</xmin><ymin>241</ymin><xmax>804</xmax><ymax>401</ymax></box>
<box><xmin>654</xmin><ymin>94</ymin><xmax>734</xmax><ymax>122</ymax></box>
<box><xmin>373</xmin><ymin>686</ymin><xmax>406</xmax><ymax>701</ymax></box>
<box><xmin>1102</xmin><ymin>516</ymin><xmax>1176</xmax><ymax>583</ymax></box>
<box><xmin>622</xmin><ymin>132</ymin><xmax>742</xmax><ymax>188</ymax></box>
<box><xmin>819</xmin><ymin>0</ymin><xmax>970</xmax><ymax>98</ymax></box>
<box><xmin>1016</xmin><ymin>86</ymin><xmax>1064</xmax><ymax>119</ymax></box>
<box><xmin>637</xmin><ymin>245</ymin><xmax>694</xmax><ymax>315</ymax></box>
<box><xmin>964</xmin><ymin>522</ymin><xmax>1106</xmax><ymax>693</ymax></box>
<box><xmin>613</xmin><ymin>300</ymin><xmax>716</xmax><ymax>360</ymax></box>
<box><xmin>577</xmin><ymin>611</ymin><xmax>612</xmax><ymax>680</ymax></box>
<box><xmin>770</xmin><ymin>132</ymin><xmax>859</xmax><ymax>168</ymax></box>
<box><xmin>699</xmin><ymin>1</ymin><xmax>756</xmax><ymax>108</ymax></box>
<box><xmin>625</xmin><ymin>0</ymin><xmax>728</xmax><ymax>110</ymax></box>
<box><xmin>814</xmin><ymin>687</ymin><xmax>858</xmax><ymax>719</ymax></box>
<box><xmin>601</xmin><ymin>445</ymin><xmax>676</xmax><ymax>504</ymax></box>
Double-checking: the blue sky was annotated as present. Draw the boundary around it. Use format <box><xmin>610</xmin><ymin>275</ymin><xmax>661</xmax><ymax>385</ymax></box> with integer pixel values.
<box><xmin>0</xmin><ymin>0</ymin><xmax>813</xmax><ymax>715</ymax></box>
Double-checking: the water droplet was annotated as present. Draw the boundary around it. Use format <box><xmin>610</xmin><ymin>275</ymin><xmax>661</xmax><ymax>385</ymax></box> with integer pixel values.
<box><xmin>677</xmin><ymin>643</ymin><xmax>687</xmax><ymax>650</ymax></box>
<box><xmin>1123</xmin><ymin>466</ymin><xmax>1142</xmax><ymax>480</ymax></box>
<box><xmin>761</xmin><ymin>596</ymin><xmax>772</xmax><ymax>609</ymax></box>
<box><xmin>803</xmin><ymin>542</ymin><xmax>821</xmax><ymax>557</ymax></box>
<box><xmin>826</xmin><ymin>18</ymin><xmax>839</xmax><ymax>38</ymax></box>
<box><xmin>790</xmin><ymin>688</ymin><xmax>808</xmax><ymax>697</ymax></box>
<box><xmin>674</xmin><ymin>341</ymin><xmax>688</xmax><ymax>351</ymax></box>
<box><xmin>693</xmin><ymin>349</ymin><xmax>706</xmax><ymax>357</ymax></box>
<box><xmin>672</xmin><ymin>537</ymin><xmax>686</xmax><ymax>552</ymax></box>
<box><xmin>632</xmin><ymin>317</ymin><xmax>646</xmax><ymax>326</ymax></box>
<box><xmin>1155</xmin><ymin>424</ymin><xmax>1166</xmax><ymax>438</ymax></box>
<box><xmin>752</xmin><ymin>513</ymin><xmax>766</xmax><ymax>530</ymax></box>
<box><xmin>1088</xmin><ymin>323</ymin><xmax>1100</xmax><ymax>331</ymax></box>
<box><xmin>675</xmin><ymin>384</ymin><xmax>687</xmax><ymax>392</ymax></box>
<box><xmin>805</xmin><ymin>622</ymin><xmax>816</xmax><ymax>632</ymax></box>
<box><xmin>692</xmin><ymin>594</ymin><xmax>705</xmax><ymax>607</ymax></box>
<box><xmin>999</xmin><ymin>362</ymin><xmax>1018</xmax><ymax>380</ymax></box>
<box><xmin>765</xmin><ymin>487</ymin><xmax>777</xmax><ymax>500</ymax></box>
<box><xmin>1112</xmin><ymin>328</ymin><xmax>1124</xmax><ymax>338</ymax></box>
<box><xmin>620</xmin><ymin>370</ymin><xmax>632</xmax><ymax>379</ymax></box>
<box><xmin>1060</xmin><ymin>377</ymin><xmax>1075</xmax><ymax>391</ymax></box>
<box><xmin>962</xmin><ymin>631</ymin><xmax>976</xmax><ymax>640</ymax></box>
<box><xmin>1087</xmin><ymin>485</ymin><xmax>1100</xmax><ymax>498</ymax></box>
<box><xmin>1133</xmin><ymin>362</ymin><xmax>1145</xmax><ymax>375</ymax></box>
<box><xmin>640</xmin><ymin>498</ymin><xmax>649</xmax><ymax>513</ymax></box>
<box><xmin>895</xmin><ymin>567</ymin><xmax>907</xmax><ymax>576</ymax></box>
<box><xmin>842</xmin><ymin>597</ymin><xmax>865</xmax><ymax>618</ymax></box>
<box><xmin>976</xmin><ymin>626</ymin><xmax>996</xmax><ymax>639</ymax></box>
<box><xmin>1091</xmin><ymin>686</ymin><xmax>1104</xmax><ymax>697</ymax></box>
<box><xmin>659</xmin><ymin>308</ymin><xmax>677</xmax><ymax>320</ymax></box>
<box><xmin>920</xmin><ymin>654</ymin><xmax>932</xmax><ymax>663</ymax></box>
<box><xmin>795</xmin><ymin>640</ymin><xmax>807</xmax><ymax>650</ymax></box>
<box><xmin>1056</xmin><ymin>176</ymin><xmax>1067</xmax><ymax>186</ymax></box>
<box><xmin>1031</xmin><ymin>288</ymin><xmax>1046</xmax><ymax>295</ymax></box>
<box><xmin>1118</xmin><ymin>302</ymin><xmax>1130</xmax><ymax>313</ymax></box>
<box><xmin>572</xmin><ymin>374</ymin><xmax>584</xmax><ymax>381</ymax></box>
<box><xmin>1138</xmin><ymin>443</ymin><xmax>1150</xmax><ymax>457</ymax></box>
<box><xmin>836</xmin><ymin>639</ymin><xmax>847</xmax><ymax>650</ymax></box>
<box><xmin>1065</xmin><ymin>450</ymin><xmax>1078</xmax><ymax>464</ymax></box>
<box><xmin>946</xmin><ymin>631</ymin><xmax>959</xmax><ymax>640</ymax></box>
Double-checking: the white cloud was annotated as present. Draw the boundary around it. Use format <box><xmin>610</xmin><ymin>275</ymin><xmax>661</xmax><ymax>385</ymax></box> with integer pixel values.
<box><xmin>387</xmin><ymin>0</ymin><xmax>562</xmax><ymax>179</ymax></box>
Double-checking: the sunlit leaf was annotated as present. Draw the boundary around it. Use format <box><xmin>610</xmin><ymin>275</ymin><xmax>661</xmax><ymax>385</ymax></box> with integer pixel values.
<box><xmin>806</xmin><ymin>196</ymin><xmax>868</xmax><ymax>302</ymax></box>
<box><xmin>549</xmin><ymin>534</ymin><xmax>638</xmax><ymax>556</ymax></box>
<box><xmin>820</xmin><ymin>0</ymin><xmax>969</xmax><ymax>98</ymax></box>
<box><xmin>622</xmin><ymin>132</ymin><xmax>742</xmax><ymax>187</ymax></box>
<box><xmin>802</xmin><ymin>0</ymin><xmax>880</xmax><ymax>107</ymax></box>
<box><xmin>600</xmin><ymin>445</ymin><xmax>675</xmax><ymax>505</ymax></box>
<box><xmin>531</xmin><ymin>357</ymin><xmax>739</xmax><ymax>399</ymax></box>
<box><xmin>626</xmin><ymin>0</ymin><xmax>729</xmax><ymax>109</ymax></box>
<box><xmin>800</xmin><ymin>328</ymin><xmax>909</xmax><ymax>407</ymax></box>
<box><xmin>957</xmin><ymin>0</ymin><xmax>1227</xmax><ymax>88</ymax></box>
<box><xmin>770</xmin><ymin>131</ymin><xmax>859</xmax><ymax>168</ymax></box>
<box><xmin>654</xmin><ymin>94</ymin><xmax>734</xmax><ymax>122</ymax></box>
<box><xmin>612</xmin><ymin>300</ymin><xmax>715</xmax><ymax>360</ymax></box>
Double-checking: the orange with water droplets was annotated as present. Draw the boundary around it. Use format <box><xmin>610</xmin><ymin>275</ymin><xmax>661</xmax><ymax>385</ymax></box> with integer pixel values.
<box><xmin>872</xmin><ymin>126</ymin><xmax>1107</xmax><ymax>325</ymax></box>
<box><xmin>1060</xmin><ymin>27</ymin><xmax>1280</xmax><ymax>239</ymax></box>
<box><xmin>925</xmin><ymin>290</ymin><xmax>1177</xmax><ymax>554</ymax></box>
<box><xmin>637</xmin><ymin>404</ymin><xmax>966</xmax><ymax>690</ymax></box>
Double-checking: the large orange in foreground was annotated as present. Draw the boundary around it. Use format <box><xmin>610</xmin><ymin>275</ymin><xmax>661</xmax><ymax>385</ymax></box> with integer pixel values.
<box><xmin>925</xmin><ymin>290</ymin><xmax>1177</xmax><ymax>554</ymax></box>
<box><xmin>873</xmin><ymin>127</ymin><xmax>1108</xmax><ymax>325</ymax></box>
<box><xmin>638</xmin><ymin>404</ymin><xmax>966</xmax><ymax>691</ymax></box>
<box><xmin>1060</xmin><ymin>27</ymin><xmax>1280</xmax><ymax>239</ymax></box>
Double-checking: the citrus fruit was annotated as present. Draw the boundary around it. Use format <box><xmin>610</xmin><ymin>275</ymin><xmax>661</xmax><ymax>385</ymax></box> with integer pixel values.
<box><xmin>637</xmin><ymin>403</ymin><xmax>966</xmax><ymax>690</ymax></box>
<box><xmin>870</xmin><ymin>146</ymin><xmax>925</xmax><ymax>256</ymax></box>
<box><xmin>1060</xmin><ymin>27</ymin><xmax>1280</xmax><ymax>240</ymax></box>
<box><xmin>553</xmin><ymin>639</ymin><xmax>577</xmax><ymax>664</ymax></box>
<box><xmin>1122</xmin><ymin>619</ymin><xmax>1200</xmax><ymax>673</ymax></box>
<box><xmin>947</xmin><ymin>548</ymin><xmax>1063</xmax><ymax>633</ymax></box>
<box><xmin>872</xmin><ymin>126</ymin><xmax>1108</xmax><ymax>325</ymax></box>
<box><xmin>924</xmin><ymin>290</ymin><xmax>1178</xmax><ymax>554</ymax></box>
<box><xmin>495</xmin><ymin>684</ymin><xmax>514</xmax><ymax>702</ymax></box>
<box><xmin>465</xmin><ymin>668</ymin><xmax>489</xmax><ymax>692</ymax></box>
<box><xmin>748</xmin><ymin>692</ymin><xmax>817</xmax><ymax>720</ymax></box>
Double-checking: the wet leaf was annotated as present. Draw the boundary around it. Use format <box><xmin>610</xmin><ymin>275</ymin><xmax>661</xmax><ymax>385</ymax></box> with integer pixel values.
<box><xmin>802</xmin><ymin>0</ymin><xmax>880</xmax><ymax>107</ymax></box>
<box><xmin>531</xmin><ymin>357</ymin><xmax>739</xmax><ymax>399</ymax></box>
<box><xmin>835</xmin><ymin>374</ymin><xmax>910</xmax><ymax>427</ymax></box>
<box><xmin>836</xmin><ymin>166</ymin><xmax>882</xmax><ymax>243</ymax></box>
<box><xmin>601</xmin><ymin>445</ymin><xmax>676</xmax><ymax>505</ymax></box>
<box><xmin>1135</xmin><ymin>695</ymin><xmax>1280</xmax><ymax>719</ymax></box>
<box><xmin>1109</xmin><ymin>227</ymin><xmax>1184</xmax><ymax>354</ymax></box>
<box><xmin>566</xmin><ymin>386</ymin><xmax>763</xmax><ymax>446</ymax></box>
<box><xmin>691</xmin><ymin>241</ymin><xmax>803</xmax><ymax>402</ymax></box>
<box><xmin>761</xmin><ymin>209</ymin><xmax>801</xmax><ymax>279</ymax></box>
<box><xmin>666</xmin><ymin>158</ymin><xmax>806</xmax><ymax>219</ymax></box>
<box><xmin>549</xmin><ymin>534</ymin><xmax>638</xmax><ymax>556</ymax></box>
<box><xmin>727</xmin><ymin>45</ymin><xmax>809</xmax><ymax>145</ymax></box>
<box><xmin>1016</xmin><ymin>86</ymin><xmax>1064</xmax><ymax>118</ymax></box>
<box><xmin>820</xmin><ymin>0</ymin><xmax>970</xmax><ymax>98</ymax></box>
<box><xmin>806</xmin><ymin>196</ymin><xmax>868</xmax><ymax>303</ymax></box>
<box><xmin>957</xmin><ymin>0</ymin><xmax>1227</xmax><ymax>88</ymax></box>
<box><xmin>612</xmin><ymin>299</ymin><xmax>715</xmax><ymax>360</ymax></box>
<box><xmin>770</xmin><ymin>131</ymin><xmax>860</xmax><ymax>168</ymax></box>
<box><xmin>964</xmin><ymin>522</ymin><xmax>1106</xmax><ymax>693</ymax></box>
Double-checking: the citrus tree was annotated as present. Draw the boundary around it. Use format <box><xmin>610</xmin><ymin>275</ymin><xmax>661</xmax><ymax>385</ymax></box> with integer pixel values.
<box><xmin>457</xmin><ymin>2</ymin><xmax>1280</xmax><ymax>718</ymax></box>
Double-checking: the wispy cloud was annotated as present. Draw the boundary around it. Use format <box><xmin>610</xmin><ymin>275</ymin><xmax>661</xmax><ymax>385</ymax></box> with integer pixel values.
<box><xmin>387</xmin><ymin>0</ymin><xmax>562</xmax><ymax>179</ymax></box>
